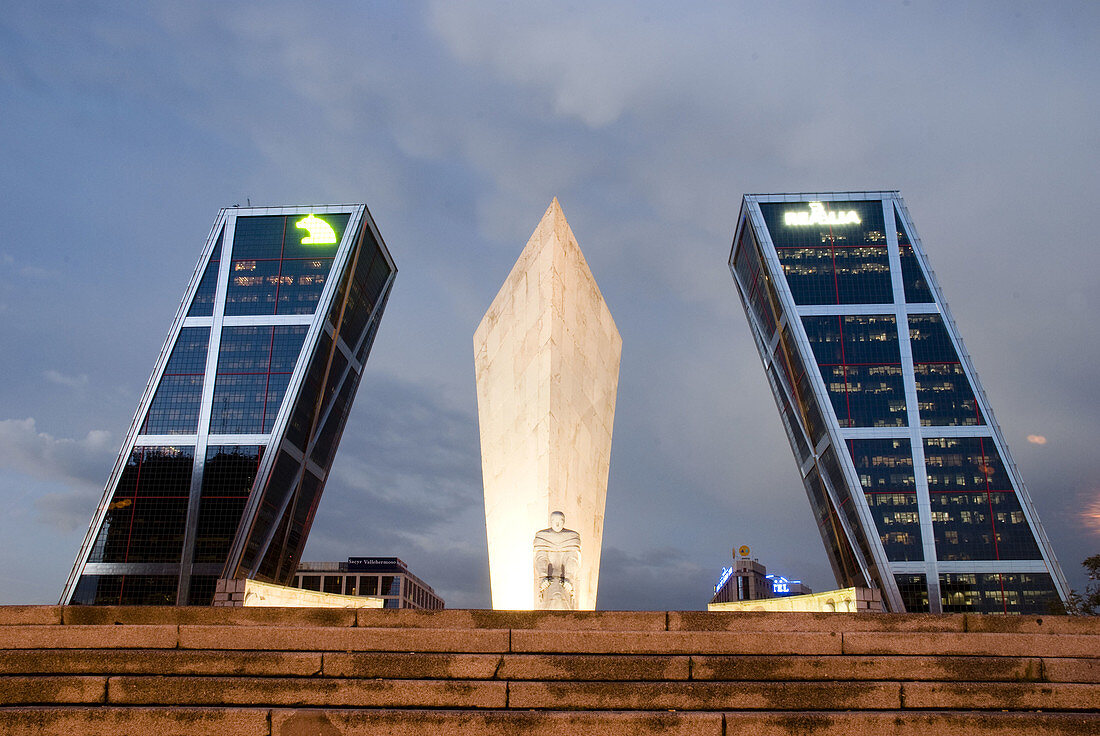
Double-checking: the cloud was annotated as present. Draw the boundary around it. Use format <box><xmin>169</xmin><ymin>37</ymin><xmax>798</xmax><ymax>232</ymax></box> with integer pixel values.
<box><xmin>43</xmin><ymin>370</ymin><xmax>89</xmax><ymax>389</ymax></box>
<box><xmin>0</xmin><ymin>418</ymin><xmax>114</xmax><ymax>533</ymax></box>
<box><xmin>1082</xmin><ymin>496</ymin><xmax>1100</xmax><ymax>536</ymax></box>
<box><xmin>34</xmin><ymin>489</ymin><xmax>100</xmax><ymax>533</ymax></box>
<box><xmin>0</xmin><ymin>418</ymin><xmax>113</xmax><ymax>486</ymax></box>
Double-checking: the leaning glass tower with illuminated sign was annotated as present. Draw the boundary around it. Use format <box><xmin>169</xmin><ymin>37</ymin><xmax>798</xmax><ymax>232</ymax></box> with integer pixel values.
<box><xmin>729</xmin><ymin>192</ymin><xmax>1068</xmax><ymax>613</ymax></box>
<box><xmin>61</xmin><ymin>205</ymin><xmax>396</xmax><ymax>605</ymax></box>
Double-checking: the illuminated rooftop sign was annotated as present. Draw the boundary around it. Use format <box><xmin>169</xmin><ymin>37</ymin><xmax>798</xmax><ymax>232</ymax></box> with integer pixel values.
<box><xmin>784</xmin><ymin>201</ymin><xmax>861</xmax><ymax>227</ymax></box>
<box><xmin>715</xmin><ymin>566</ymin><xmax>734</xmax><ymax>593</ymax></box>
<box><xmin>296</xmin><ymin>214</ymin><xmax>337</xmax><ymax>245</ymax></box>
<box><xmin>766</xmin><ymin>574</ymin><xmax>801</xmax><ymax>596</ymax></box>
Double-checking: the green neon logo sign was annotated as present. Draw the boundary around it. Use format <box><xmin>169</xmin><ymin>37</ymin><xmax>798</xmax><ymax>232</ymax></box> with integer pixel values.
<box><xmin>296</xmin><ymin>214</ymin><xmax>337</xmax><ymax>245</ymax></box>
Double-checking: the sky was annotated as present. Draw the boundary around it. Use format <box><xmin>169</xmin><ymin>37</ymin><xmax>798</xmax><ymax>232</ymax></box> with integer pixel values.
<box><xmin>0</xmin><ymin>2</ymin><xmax>1097</xmax><ymax>609</ymax></box>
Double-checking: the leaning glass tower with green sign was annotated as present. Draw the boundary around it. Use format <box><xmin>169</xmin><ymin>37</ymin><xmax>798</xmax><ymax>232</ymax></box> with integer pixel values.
<box><xmin>61</xmin><ymin>205</ymin><xmax>396</xmax><ymax>605</ymax></box>
<box><xmin>729</xmin><ymin>192</ymin><xmax>1068</xmax><ymax>613</ymax></box>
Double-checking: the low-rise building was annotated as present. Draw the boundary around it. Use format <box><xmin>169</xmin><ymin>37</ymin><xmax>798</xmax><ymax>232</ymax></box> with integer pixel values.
<box><xmin>292</xmin><ymin>557</ymin><xmax>443</xmax><ymax>609</ymax></box>
<box><xmin>710</xmin><ymin>552</ymin><xmax>812</xmax><ymax>605</ymax></box>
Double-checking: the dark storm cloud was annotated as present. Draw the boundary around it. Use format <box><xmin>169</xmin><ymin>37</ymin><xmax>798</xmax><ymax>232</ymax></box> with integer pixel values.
<box><xmin>0</xmin><ymin>1</ymin><xmax>1097</xmax><ymax>606</ymax></box>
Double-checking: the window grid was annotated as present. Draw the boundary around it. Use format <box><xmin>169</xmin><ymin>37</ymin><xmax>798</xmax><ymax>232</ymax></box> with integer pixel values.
<box><xmin>224</xmin><ymin>214</ymin><xmax>346</xmax><ymax>317</ymax></box>
<box><xmin>803</xmin><ymin>315</ymin><xmax>906</xmax><ymax>428</ymax></box>
<box><xmin>194</xmin><ymin>446</ymin><xmax>263</xmax><ymax>565</ymax></box>
<box><xmin>211</xmin><ymin>326</ymin><xmax>307</xmax><ymax>434</ymax></box>
<box><xmin>88</xmin><ymin>447</ymin><xmax>193</xmax><ymax>565</ymax></box>
<box><xmin>940</xmin><ymin>572</ymin><xmax>1060</xmax><ymax>615</ymax></box>
<box><xmin>925</xmin><ymin>437</ymin><xmax>1040</xmax><ymax>561</ymax></box>
<box><xmin>908</xmin><ymin>314</ymin><xmax>984</xmax><ymax>427</ymax></box>
<box><xmin>847</xmin><ymin>438</ymin><xmax>922</xmax><ymax>562</ymax></box>
<box><xmin>187</xmin><ymin>232</ymin><xmax>222</xmax><ymax>317</ymax></box>
<box><xmin>142</xmin><ymin>327</ymin><xmax>210</xmax><ymax>434</ymax></box>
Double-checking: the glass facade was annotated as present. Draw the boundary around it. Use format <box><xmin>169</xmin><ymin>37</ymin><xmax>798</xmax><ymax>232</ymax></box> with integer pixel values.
<box><xmin>63</xmin><ymin>206</ymin><xmax>396</xmax><ymax>605</ymax></box>
<box><xmin>729</xmin><ymin>192</ymin><xmax>1067</xmax><ymax>613</ymax></box>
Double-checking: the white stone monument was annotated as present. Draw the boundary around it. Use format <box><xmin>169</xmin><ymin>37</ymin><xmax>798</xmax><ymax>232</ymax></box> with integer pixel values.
<box><xmin>474</xmin><ymin>199</ymin><xmax>621</xmax><ymax>610</ymax></box>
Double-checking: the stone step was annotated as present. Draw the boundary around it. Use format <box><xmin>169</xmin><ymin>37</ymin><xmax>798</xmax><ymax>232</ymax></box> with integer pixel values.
<box><xmin>1</xmin><ymin>708</ymin><xmax>1098</xmax><ymax>736</ymax></box>
<box><xmin>4</xmin><ymin>675</ymin><xmax>1098</xmax><ymax>711</ymax></box>
<box><xmin>9</xmin><ymin>650</ymin><xmax>1090</xmax><ymax>683</ymax></box>
<box><xmin>0</xmin><ymin>649</ymin><xmax>324</xmax><ymax>676</ymax></box>
<box><xmin>1</xmin><ymin>606</ymin><xmax>1091</xmax><ymax>635</ymax></box>
<box><xmin>1</xmin><ymin>621</ymin><xmax>1095</xmax><ymax>657</ymax></box>
<box><xmin>1</xmin><ymin>607</ymin><xmax>1096</xmax><ymax>736</ymax></box>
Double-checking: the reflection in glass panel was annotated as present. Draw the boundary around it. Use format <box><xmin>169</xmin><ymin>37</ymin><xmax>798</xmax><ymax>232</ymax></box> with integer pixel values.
<box><xmin>925</xmin><ymin>437</ymin><xmax>1039</xmax><ymax>561</ymax></box>
<box><xmin>210</xmin><ymin>374</ymin><xmax>267</xmax><ymax>434</ymax></box>
<box><xmin>212</xmin><ymin>326</ymin><xmax>306</xmax><ymax>435</ymax></box>
<box><xmin>271</xmin><ymin>326</ymin><xmax>308</xmax><ymax>371</ymax></box>
<box><xmin>231</xmin><ymin>216</ymin><xmax>285</xmax><ymax>261</ymax></box>
<box><xmin>163</xmin><ymin>328</ymin><xmax>210</xmax><ymax>375</ymax></box>
<box><xmin>88</xmin><ymin>447</ymin><xmax>193</xmax><ymax>564</ymax></box>
<box><xmin>894</xmin><ymin>574</ymin><xmax>930</xmax><ymax>613</ymax></box>
<box><xmin>218</xmin><ymin>327</ymin><xmax>273</xmax><ymax>373</ymax></box>
<box><xmin>143</xmin><ymin>376</ymin><xmax>203</xmax><ymax>434</ymax></box>
<box><xmin>909</xmin><ymin>314</ymin><xmax>983</xmax><ymax>426</ymax></box>
<box><xmin>766</xmin><ymin>365</ymin><xmax>812</xmax><ymax>467</ymax></box>
<box><xmin>143</xmin><ymin>328</ymin><xmax>209</xmax><ymax>435</ymax></box>
<box><xmin>941</xmin><ymin>572</ymin><xmax>1060</xmax><ymax>614</ymax></box>
<box><xmin>263</xmin><ymin>373</ymin><xmax>294</xmax><ymax>433</ymax></box>
<box><xmin>763</xmin><ymin>199</ymin><xmax>892</xmax><ymax>304</ymax></box>
<box><xmin>732</xmin><ymin>227</ymin><xmax>780</xmax><ymax>340</ymax></box>
<box><xmin>311</xmin><ymin>372</ymin><xmax>356</xmax><ymax>468</ymax></box>
<box><xmin>194</xmin><ymin>446</ymin><xmax>262</xmax><ymax>564</ymax></box>
<box><xmin>775</xmin><ymin>326</ymin><xmax>828</xmax><ymax>445</ymax></box>
<box><xmin>187</xmin><ymin>232</ymin><xmax>222</xmax><ymax>317</ymax></box>
<box><xmin>238</xmin><ymin>450</ymin><xmax>300</xmax><ymax>574</ymax></box>
<box><xmin>339</xmin><ymin>241</ymin><xmax>392</xmax><ymax>346</ymax></box>
<box><xmin>819</xmin><ymin>447</ymin><xmax>875</xmax><ymax>567</ymax></box>
<box><xmin>71</xmin><ymin>574</ymin><xmax>179</xmax><ymax>605</ymax></box>
<box><xmin>187</xmin><ymin>575</ymin><xmax>218</xmax><ymax>606</ymax></box>
<box><xmin>224</xmin><ymin>259</ymin><xmax>279</xmax><ymax>316</ymax></box>
<box><xmin>276</xmin><ymin>258</ymin><xmax>334</xmax><ymax>315</ymax></box>
<box><xmin>847</xmin><ymin>439</ymin><xmax>921</xmax><ymax>561</ymax></box>
<box><xmin>804</xmin><ymin>469</ymin><xmax>863</xmax><ymax>588</ymax></box>
<box><xmin>803</xmin><ymin>316</ymin><xmax>905</xmax><ymax>428</ymax></box>
<box><xmin>382</xmin><ymin>575</ymin><xmax>401</xmax><ymax>595</ymax></box>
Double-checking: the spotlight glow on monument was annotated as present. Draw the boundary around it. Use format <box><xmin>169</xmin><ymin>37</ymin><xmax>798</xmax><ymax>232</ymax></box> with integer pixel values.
<box><xmin>474</xmin><ymin>199</ymin><xmax>621</xmax><ymax>610</ymax></box>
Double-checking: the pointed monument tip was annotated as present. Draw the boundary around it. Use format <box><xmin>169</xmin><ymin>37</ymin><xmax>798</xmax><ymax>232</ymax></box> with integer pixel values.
<box><xmin>541</xmin><ymin>197</ymin><xmax>569</xmax><ymax>231</ymax></box>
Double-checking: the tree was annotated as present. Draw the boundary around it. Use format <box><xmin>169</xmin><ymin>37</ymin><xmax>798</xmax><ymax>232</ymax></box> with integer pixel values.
<box><xmin>1066</xmin><ymin>554</ymin><xmax>1100</xmax><ymax>615</ymax></box>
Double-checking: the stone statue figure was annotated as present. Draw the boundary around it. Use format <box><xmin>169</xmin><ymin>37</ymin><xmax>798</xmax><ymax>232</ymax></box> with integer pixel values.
<box><xmin>533</xmin><ymin>511</ymin><xmax>581</xmax><ymax>610</ymax></box>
